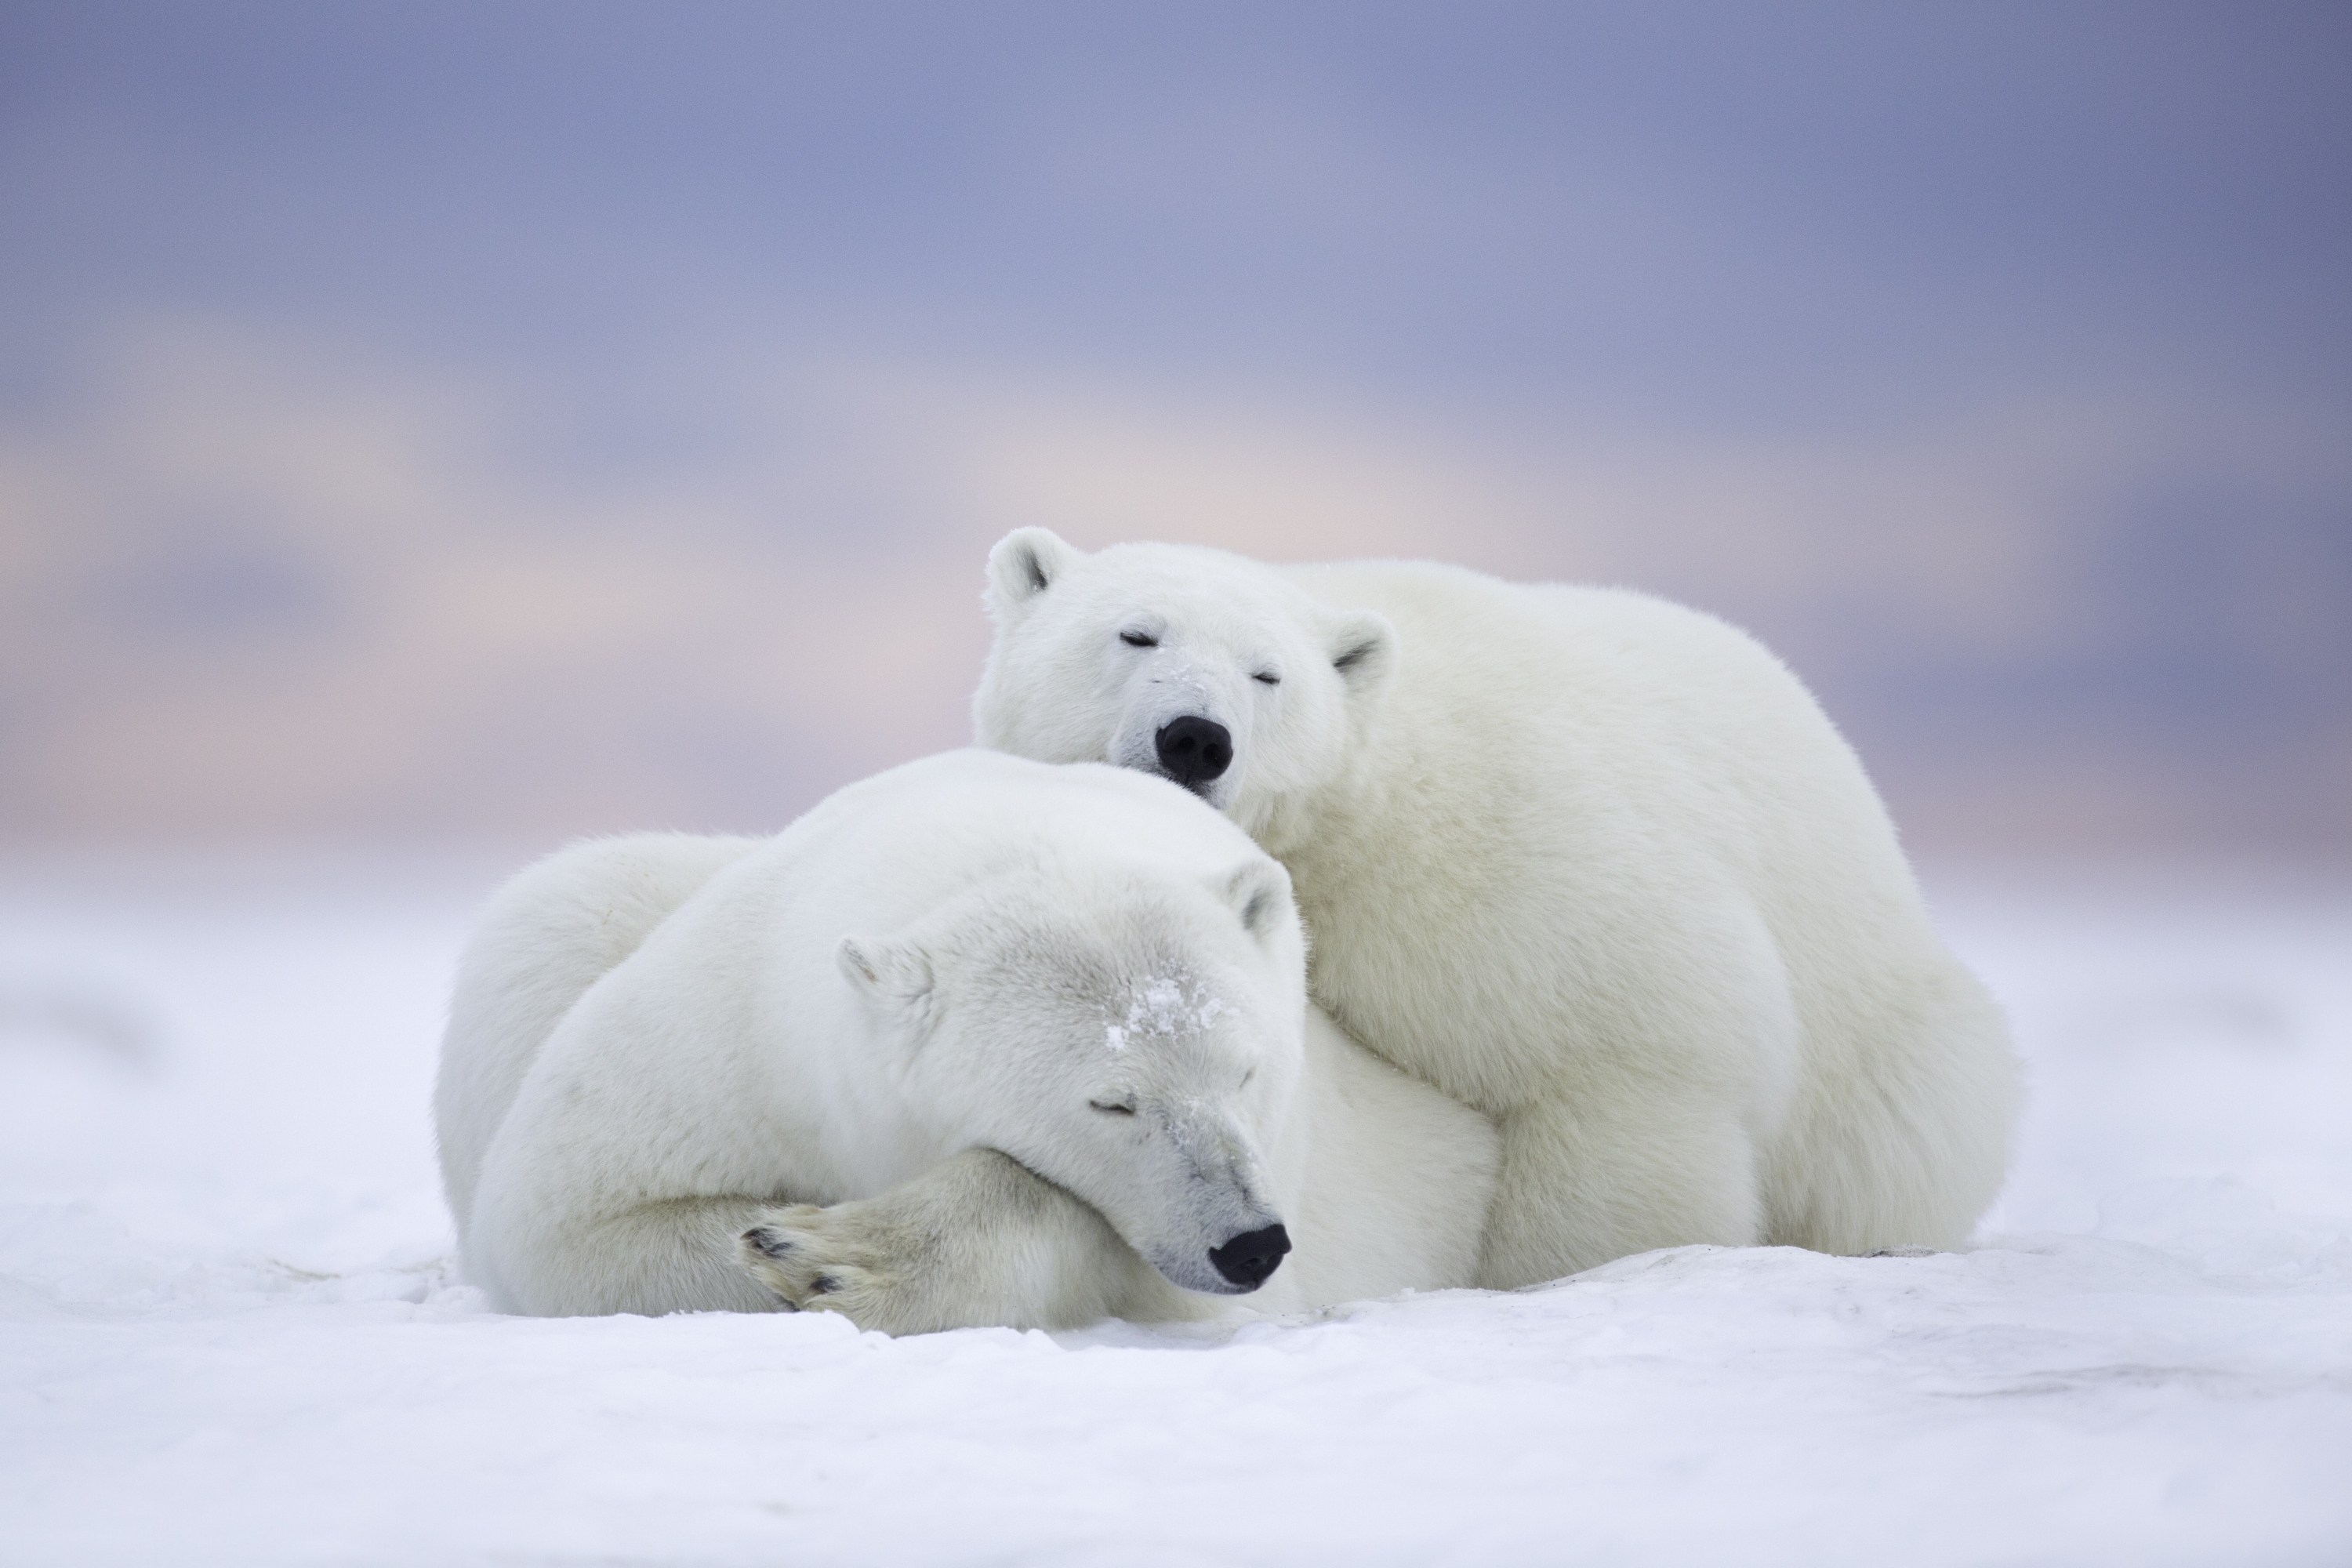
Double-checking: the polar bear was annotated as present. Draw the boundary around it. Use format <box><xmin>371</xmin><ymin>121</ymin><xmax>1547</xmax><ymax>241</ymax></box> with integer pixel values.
<box><xmin>435</xmin><ymin>749</ymin><xmax>1497</xmax><ymax>1330</ymax></box>
<box><xmin>972</xmin><ymin>531</ymin><xmax>2022</xmax><ymax>1287</ymax></box>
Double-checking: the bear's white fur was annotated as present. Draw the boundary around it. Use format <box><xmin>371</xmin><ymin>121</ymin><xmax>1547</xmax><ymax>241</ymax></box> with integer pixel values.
<box><xmin>436</xmin><ymin>750</ymin><xmax>1497</xmax><ymax>1330</ymax></box>
<box><xmin>973</xmin><ymin>532</ymin><xmax>2021</xmax><ymax>1287</ymax></box>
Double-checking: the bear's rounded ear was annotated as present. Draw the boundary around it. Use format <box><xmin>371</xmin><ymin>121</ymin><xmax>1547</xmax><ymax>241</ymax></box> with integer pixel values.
<box><xmin>1325</xmin><ymin>608</ymin><xmax>1396</xmax><ymax>695</ymax></box>
<box><xmin>1219</xmin><ymin>858</ymin><xmax>1297</xmax><ymax>946</ymax></box>
<box><xmin>837</xmin><ymin>935</ymin><xmax>937</xmax><ymax>1032</ymax></box>
<box><xmin>984</xmin><ymin>528</ymin><xmax>1079</xmax><ymax>621</ymax></box>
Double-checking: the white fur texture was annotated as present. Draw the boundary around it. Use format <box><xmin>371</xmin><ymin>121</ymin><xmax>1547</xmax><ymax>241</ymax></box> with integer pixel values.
<box><xmin>973</xmin><ymin>532</ymin><xmax>2023</xmax><ymax>1287</ymax></box>
<box><xmin>435</xmin><ymin>750</ymin><xmax>1496</xmax><ymax>1330</ymax></box>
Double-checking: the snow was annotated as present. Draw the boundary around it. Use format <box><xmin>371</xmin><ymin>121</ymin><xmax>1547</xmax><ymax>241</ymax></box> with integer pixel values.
<box><xmin>1107</xmin><ymin>975</ymin><xmax>1225</xmax><ymax>1053</ymax></box>
<box><xmin>3</xmin><ymin>857</ymin><xmax>2348</xmax><ymax>1566</ymax></box>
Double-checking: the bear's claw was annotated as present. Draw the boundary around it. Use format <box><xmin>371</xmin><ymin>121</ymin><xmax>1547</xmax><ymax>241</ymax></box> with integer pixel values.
<box><xmin>741</xmin><ymin>1226</ymin><xmax>794</xmax><ymax>1261</ymax></box>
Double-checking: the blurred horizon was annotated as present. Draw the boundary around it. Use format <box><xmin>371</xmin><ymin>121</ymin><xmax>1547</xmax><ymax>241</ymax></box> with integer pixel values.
<box><xmin>4</xmin><ymin>2</ymin><xmax>2347</xmax><ymax>862</ymax></box>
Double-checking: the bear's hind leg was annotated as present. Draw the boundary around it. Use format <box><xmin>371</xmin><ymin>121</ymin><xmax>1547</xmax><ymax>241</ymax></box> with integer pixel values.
<box><xmin>1476</xmin><ymin>1094</ymin><xmax>1763</xmax><ymax>1289</ymax></box>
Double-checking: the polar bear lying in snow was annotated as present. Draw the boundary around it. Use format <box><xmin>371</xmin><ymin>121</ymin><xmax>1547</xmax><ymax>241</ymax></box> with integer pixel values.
<box><xmin>435</xmin><ymin>750</ymin><xmax>1496</xmax><ymax>1330</ymax></box>
<box><xmin>974</xmin><ymin>531</ymin><xmax>2022</xmax><ymax>1285</ymax></box>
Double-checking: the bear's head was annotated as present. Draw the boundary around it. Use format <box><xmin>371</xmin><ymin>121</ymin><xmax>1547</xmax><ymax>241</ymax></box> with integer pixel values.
<box><xmin>837</xmin><ymin>827</ymin><xmax>1307</xmax><ymax>1295</ymax></box>
<box><xmin>971</xmin><ymin>529</ymin><xmax>1395</xmax><ymax>854</ymax></box>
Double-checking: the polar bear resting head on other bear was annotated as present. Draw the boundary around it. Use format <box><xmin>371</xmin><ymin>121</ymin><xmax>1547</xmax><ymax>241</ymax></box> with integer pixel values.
<box><xmin>436</xmin><ymin>750</ymin><xmax>1496</xmax><ymax>1330</ymax></box>
<box><xmin>974</xmin><ymin>530</ymin><xmax>2020</xmax><ymax>1284</ymax></box>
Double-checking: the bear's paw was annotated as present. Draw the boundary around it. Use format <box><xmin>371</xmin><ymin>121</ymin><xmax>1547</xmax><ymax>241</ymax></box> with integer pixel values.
<box><xmin>738</xmin><ymin>1201</ymin><xmax>927</xmax><ymax>1332</ymax></box>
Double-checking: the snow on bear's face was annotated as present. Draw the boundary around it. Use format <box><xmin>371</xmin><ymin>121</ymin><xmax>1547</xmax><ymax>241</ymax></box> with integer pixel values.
<box><xmin>837</xmin><ymin>855</ymin><xmax>1308</xmax><ymax>1296</ymax></box>
<box><xmin>972</xmin><ymin>530</ymin><xmax>1394</xmax><ymax>852</ymax></box>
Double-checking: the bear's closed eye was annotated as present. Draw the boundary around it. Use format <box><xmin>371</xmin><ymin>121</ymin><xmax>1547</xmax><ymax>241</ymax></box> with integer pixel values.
<box><xmin>1120</xmin><ymin>631</ymin><xmax>1157</xmax><ymax>648</ymax></box>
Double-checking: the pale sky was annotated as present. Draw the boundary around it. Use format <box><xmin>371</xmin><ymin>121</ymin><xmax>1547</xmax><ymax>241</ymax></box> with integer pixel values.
<box><xmin>2</xmin><ymin>2</ymin><xmax>2347</xmax><ymax>855</ymax></box>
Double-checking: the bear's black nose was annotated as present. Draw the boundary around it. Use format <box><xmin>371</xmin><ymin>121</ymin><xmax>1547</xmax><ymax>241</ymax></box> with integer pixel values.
<box><xmin>1156</xmin><ymin>716</ymin><xmax>1233</xmax><ymax>791</ymax></box>
<box><xmin>1207</xmin><ymin>1222</ymin><xmax>1290</xmax><ymax>1290</ymax></box>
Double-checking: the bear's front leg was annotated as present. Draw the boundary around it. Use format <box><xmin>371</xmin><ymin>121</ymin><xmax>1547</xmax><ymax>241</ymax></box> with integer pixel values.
<box><xmin>738</xmin><ymin>1148</ymin><xmax>1211</xmax><ymax>1334</ymax></box>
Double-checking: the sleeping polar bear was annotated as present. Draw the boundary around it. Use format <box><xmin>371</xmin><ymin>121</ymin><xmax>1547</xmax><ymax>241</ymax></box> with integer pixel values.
<box><xmin>435</xmin><ymin>750</ymin><xmax>1496</xmax><ymax>1331</ymax></box>
<box><xmin>974</xmin><ymin>531</ymin><xmax>2023</xmax><ymax>1286</ymax></box>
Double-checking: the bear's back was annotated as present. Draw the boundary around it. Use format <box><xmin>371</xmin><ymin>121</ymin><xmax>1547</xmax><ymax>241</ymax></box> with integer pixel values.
<box><xmin>1277</xmin><ymin>560</ymin><xmax>1955</xmax><ymax>1109</ymax></box>
<box><xmin>771</xmin><ymin>750</ymin><xmax>1274</xmax><ymax>933</ymax></box>
<box><xmin>436</xmin><ymin>831</ymin><xmax>765</xmax><ymax>1232</ymax></box>
<box><xmin>1284</xmin><ymin>558</ymin><xmax>1919</xmax><ymax>922</ymax></box>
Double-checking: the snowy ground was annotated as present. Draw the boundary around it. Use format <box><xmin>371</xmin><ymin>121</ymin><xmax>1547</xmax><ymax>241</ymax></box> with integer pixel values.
<box><xmin>2</xmin><ymin>853</ymin><xmax>2347</xmax><ymax>1567</ymax></box>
